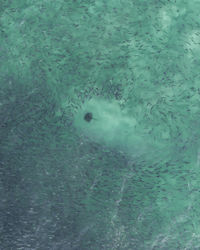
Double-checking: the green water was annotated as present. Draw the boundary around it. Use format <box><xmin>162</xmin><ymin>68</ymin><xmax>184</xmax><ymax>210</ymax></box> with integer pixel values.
<box><xmin>1</xmin><ymin>1</ymin><xmax>200</xmax><ymax>249</ymax></box>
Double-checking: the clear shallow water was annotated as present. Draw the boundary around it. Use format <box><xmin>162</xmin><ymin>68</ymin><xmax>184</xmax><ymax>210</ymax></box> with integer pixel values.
<box><xmin>73</xmin><ymin>96</ymin><xmax>175</xmax><ymax>167</ymax></box>
<box><xmin>1</xmin><ymin>1</ymin><xmax>200</xmax><ymax>249</ymax></box>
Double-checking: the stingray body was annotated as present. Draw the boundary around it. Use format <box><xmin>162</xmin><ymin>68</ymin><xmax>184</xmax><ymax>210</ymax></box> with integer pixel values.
<box><xmin>74</xmin><ymin>97</ymin><xmax>171</xmax><ymax>164</ymax></box>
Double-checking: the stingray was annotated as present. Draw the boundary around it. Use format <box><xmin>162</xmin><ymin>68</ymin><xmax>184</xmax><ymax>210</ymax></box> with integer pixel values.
<box><xmin>73</xmin><ymin>97</ymin><xmax>172</xmax><ymax>165</ymax></box>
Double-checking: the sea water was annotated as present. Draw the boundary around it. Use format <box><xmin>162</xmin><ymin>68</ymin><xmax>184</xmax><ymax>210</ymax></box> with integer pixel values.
<box><xmin>73</xmin><ymin>96</ymin><xmax>172</xmax><ymax>165</ymax></box>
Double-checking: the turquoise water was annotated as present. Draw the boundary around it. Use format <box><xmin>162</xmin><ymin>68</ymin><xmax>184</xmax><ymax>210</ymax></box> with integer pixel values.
<box><xmin>74</xmin><ymin>97</ymin><xmax>174</xmax><ymax>166</ymax></box>
<box><xmin>1</xmin><ymin>1</ymin><xmax>200</xmax><ymax>249</ymax></box>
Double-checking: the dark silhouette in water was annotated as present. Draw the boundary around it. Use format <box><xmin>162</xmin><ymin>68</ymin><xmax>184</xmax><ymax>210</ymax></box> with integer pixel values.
<box><xmin>84</xmin><ymin>112</ymin><xmax>93</xmax><ymax>122</ymax></box>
